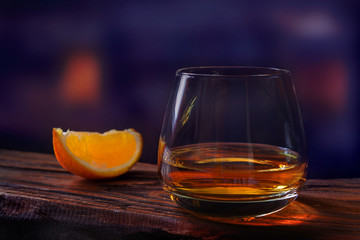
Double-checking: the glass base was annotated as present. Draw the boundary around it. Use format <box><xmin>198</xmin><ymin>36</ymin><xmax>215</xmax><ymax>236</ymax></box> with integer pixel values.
<box><xmin>168</xmin><ymin>191</ymin><xmax>298</xmax><ymax>223</ymax></box>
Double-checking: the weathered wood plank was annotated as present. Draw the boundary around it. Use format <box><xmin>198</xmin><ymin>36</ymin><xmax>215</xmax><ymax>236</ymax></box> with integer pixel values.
<box><xmin>0</xmin><ymin>149</ymin><xmax>359</xmax><ymax>240</ymax></box>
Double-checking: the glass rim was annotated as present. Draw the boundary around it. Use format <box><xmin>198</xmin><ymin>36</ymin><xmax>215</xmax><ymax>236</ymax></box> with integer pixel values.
<box><xmin>176</xmin><ymin>66</ymin><xmax>291</xmax><ymax>78</ymax></box>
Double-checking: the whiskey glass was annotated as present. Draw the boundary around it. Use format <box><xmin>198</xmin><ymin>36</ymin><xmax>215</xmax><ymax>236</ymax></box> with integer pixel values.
<box><xmin>158</xmin><ymin>67</ymin><xmax>307</xmax><ymax>222</ymax></box>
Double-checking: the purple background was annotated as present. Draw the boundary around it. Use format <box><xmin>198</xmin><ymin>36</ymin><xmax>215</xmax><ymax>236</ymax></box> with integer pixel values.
<box><xmin>0</xmin><ymin>0</ymin><xmax>359</xmax><ymax>178</ymax></box>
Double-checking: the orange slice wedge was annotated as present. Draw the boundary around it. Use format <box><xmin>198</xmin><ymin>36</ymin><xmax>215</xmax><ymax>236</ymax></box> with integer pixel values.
<box><xmin>53</xmin><ymin>128</ymin><xmax>142</xmax><ymax>179</ymax></box>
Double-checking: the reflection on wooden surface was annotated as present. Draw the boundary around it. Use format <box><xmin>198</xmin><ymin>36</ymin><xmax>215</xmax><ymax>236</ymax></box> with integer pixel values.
<box><xmin>233</xmin><ymin>199</ymin><xmax>317</xmax><ymax>226</ymax></box>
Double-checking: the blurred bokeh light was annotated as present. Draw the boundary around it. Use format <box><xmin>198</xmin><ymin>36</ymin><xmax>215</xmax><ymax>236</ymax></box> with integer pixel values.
<box><xmin>0</xmin><ymin>0</ymin><xmax>359</xmax><ymax>178</ymax></box>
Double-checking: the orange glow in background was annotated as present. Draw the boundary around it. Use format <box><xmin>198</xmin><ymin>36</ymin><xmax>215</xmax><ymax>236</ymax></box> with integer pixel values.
<box><xmin>60</xmin><ymin>52</ymin><xmax>101</xmax><ymax>106</ymax></box>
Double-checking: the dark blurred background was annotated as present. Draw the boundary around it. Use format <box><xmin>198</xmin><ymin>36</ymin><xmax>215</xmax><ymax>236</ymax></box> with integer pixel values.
<box><xmin>0</xmin><ymin>0</ymin><xmax>359</xmax><ymax>178</ymax></box>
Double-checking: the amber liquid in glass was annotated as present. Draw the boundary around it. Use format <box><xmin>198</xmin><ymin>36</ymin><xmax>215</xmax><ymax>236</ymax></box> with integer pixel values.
<box><xmin>159</xmin><ymin>143</ymin><xmax>306</xmax><ymax>220</ymax></box>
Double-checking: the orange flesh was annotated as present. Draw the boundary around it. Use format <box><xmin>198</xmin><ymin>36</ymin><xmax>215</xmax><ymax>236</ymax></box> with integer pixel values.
<box><xmin>66</xmin><ymin>131</ymin><xmax>137</xmax><ymax>169</ymax></box>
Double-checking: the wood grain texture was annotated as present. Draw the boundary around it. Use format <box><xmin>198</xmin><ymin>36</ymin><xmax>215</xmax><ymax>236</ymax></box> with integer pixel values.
<box><xmin>0</xmin><ymin>149</ymin><xmax>359</xmax><ymax>240</ymax></box>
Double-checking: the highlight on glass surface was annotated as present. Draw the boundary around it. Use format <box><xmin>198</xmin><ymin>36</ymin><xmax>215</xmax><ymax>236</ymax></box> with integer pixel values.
<box><xmin>158</xmin><ymin>66</ymin><xmax>308</xmax><ymax>222</ymax></box>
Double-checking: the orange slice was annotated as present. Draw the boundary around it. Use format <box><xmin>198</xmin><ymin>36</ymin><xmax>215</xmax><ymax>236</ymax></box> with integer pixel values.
<box><xmin>53</xmin><ymin>128</ymin><xmax>142</xmax><ymax>179</ymax></box>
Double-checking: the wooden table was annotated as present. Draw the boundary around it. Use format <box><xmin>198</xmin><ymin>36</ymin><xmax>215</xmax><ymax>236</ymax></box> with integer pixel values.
<box><xmin>0</xmin><ymin>149</ymin><xmax>359</xmax><ymax>240</ymax></box>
